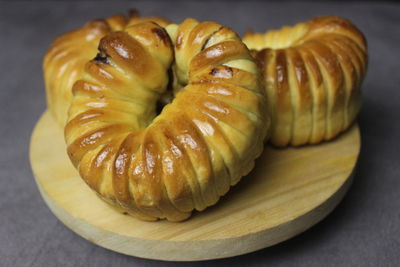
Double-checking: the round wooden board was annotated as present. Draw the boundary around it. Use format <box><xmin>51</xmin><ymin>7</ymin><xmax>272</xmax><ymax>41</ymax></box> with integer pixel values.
<box><xmin>30</xmin><ymin>111</ymin><xmax>360</xmax><ymax>261</ymax></box>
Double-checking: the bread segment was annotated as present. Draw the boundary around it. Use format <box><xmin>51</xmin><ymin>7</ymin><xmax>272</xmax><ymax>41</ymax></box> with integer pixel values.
<box><xmin>244</xmin><ymin>16</ymin><xmax>367</xmax><ymax>146</ymax></box>
<box><xmin>64</xmin><ymin>20</ymin><xmax>268</xmax><ymax>221</ymax></box>
<box><xmin>44</xmin><ymin>11</ymin><xmax>172</xmax><ymax>126</ymax></box>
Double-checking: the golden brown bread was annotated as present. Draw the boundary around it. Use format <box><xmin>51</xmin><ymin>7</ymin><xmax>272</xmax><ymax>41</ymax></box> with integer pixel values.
<box><xmin>43</xmin><ymin>10</ymin><xmax>171</xmax><ymax>126</ymax></box>
<box><xmin>64</xmin><ymin>19</ymin><xmax>269</xmax><ymax>221</ymax></box>
<box><xmin>243</xmin><ymin>16</ymin><xmax>368</xmax><ymax>146</ymax></box>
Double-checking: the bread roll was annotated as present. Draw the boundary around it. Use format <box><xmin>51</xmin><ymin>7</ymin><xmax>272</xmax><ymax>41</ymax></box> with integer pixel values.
<box><xmin>244</xmin><ymin>16</ymin><xmax>367</xmax><ymax>146</ymax></box>
<box><xmin>65</xmin><ymin>19</ymin><xmax>269</xmax><ymax>221</ymax></box>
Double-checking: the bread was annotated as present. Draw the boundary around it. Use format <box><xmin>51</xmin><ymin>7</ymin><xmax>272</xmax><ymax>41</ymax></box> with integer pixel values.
<box><xmin>43</xmin><ymin>10</ymin><xmax>171</xmax><ymax>126</ymax></box>
<box><xmin>243</xmin><ymin>16</ymin><xmax>368</xmax><ymax>146</ymax></box>
<box><xmin>64</xmin><ymin>19</ymin><xmax>269</xmax><ymax>221</ymax></box>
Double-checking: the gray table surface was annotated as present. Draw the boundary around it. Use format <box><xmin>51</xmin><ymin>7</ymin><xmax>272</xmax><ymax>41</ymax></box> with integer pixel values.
<box><xmin>1</xmin><ymin>1</ymin><xmax>400</xmax><ymax>266</ymax></box>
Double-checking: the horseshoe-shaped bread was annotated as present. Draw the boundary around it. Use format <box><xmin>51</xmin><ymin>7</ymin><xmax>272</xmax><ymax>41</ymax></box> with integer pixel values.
<box><xmin>65</xmin><ymin>19</ymin><xmax>269</xmax><ymax>221</ymax></box>
<box><xmin>43</xmin><ymin>11</ymin><xmax>171</xmax><ymax>126</ymax></box>
<box><xmin>243</xmin><ymin>16</ymin><xmax>367</xmax><ymax>146</ymax></box>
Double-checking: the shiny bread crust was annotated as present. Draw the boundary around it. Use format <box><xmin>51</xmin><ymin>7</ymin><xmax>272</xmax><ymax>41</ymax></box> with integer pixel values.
<box><xmin>64</xmin><ymin>19</ymin><xmax>269</xmax><ymax>221</ymax></box>
<box><xmin>43</xmin><ymin>10</ymin><xmax>171</xmax><ymax>126</ymax></box>
<box><xmin>243</xmin><ymin>16</ymin><xmax>367</xmax><ymax>147</ymax></box>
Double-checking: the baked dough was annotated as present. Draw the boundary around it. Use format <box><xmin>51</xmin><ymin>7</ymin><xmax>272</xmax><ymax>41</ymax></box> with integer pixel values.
<box><xmin>43</xmin><ymin>10</ymin><xmax>171</xmax><ymax>126</ymax></box>
<box><xmin>243</xmin><ymin>16</ymin><xmax>367</xmax><ymax>146</ymax></box>
<box><xmin>65</xmin><ymin>19</ymin><xmax>269</xmax><ymax>221</ymax></box>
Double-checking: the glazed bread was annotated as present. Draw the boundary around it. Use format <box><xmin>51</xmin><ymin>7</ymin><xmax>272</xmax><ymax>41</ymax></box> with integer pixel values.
<box><xmin>243</xmin><ymin>16</ymin><xmax>368</xmax><ymax>146</ymax></box>
<box><xmin>43</xmin><ymin>10</ymin><xmax>171</xmax><ymax>126</ymax></box>
<box><xmin>64</xmin><ymin>19</ymin><xmax>269</xmax><ymax>221</ymax></box>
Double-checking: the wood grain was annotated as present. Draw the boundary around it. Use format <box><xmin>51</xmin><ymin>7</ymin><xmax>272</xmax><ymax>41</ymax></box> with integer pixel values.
<box><xmin>29</xmin><ymin>111</ymin><xmax>360</xmax><ymax>261</ymax></box>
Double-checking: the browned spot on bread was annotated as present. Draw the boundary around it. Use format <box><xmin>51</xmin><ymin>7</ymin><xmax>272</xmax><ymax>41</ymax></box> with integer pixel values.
<box><xmin>93</xmin><ymin>48</ymin><xmax>110</xmax><ymax>64</ymax></box>
<box><xmin>210</xmin><ymin>66</ymin><xmax>233</xmax><ymax>79</ymax></box>
<box><xmin>152</xmin><ymin>27</ymin><xmax>170</xmax><ymax>46</ymax></box>
<box><xmin>275</xmin><ymin>50</ymin><xmax>288</xmax><ymax>92</ymax></box>
<box><xmin>254</xmin><ymin>48</ymin><xmax>269</xmax><ymax>71</ymax></box>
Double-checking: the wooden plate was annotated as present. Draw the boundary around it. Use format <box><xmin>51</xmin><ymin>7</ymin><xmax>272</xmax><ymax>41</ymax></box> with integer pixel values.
<box><xmin>29</xmin><ymin>111</ymin><xmax>360</xmax><ymax>261</ymax></box>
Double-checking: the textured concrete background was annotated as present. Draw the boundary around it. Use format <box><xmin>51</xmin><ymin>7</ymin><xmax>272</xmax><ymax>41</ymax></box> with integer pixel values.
<box><xmin>1</xmin><ymin>1</ymin><xmax>399</xmax><ymax>266</ymax></box>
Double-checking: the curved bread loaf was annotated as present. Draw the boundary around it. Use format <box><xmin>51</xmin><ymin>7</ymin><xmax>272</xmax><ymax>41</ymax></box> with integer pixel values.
<box><xmin>243</xmin><ymin>16</ymin><xmax>368</xmax><ymax>146</ymax></box>
<box><xmin>43</xmin><ymin>10</ymin><xmax>171</xmax><ymax>126</ymax></box>
<box><xmin>65</xmin><ymin>19</ymin><xmax>269</xmax><ymax>221</ymax></box>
